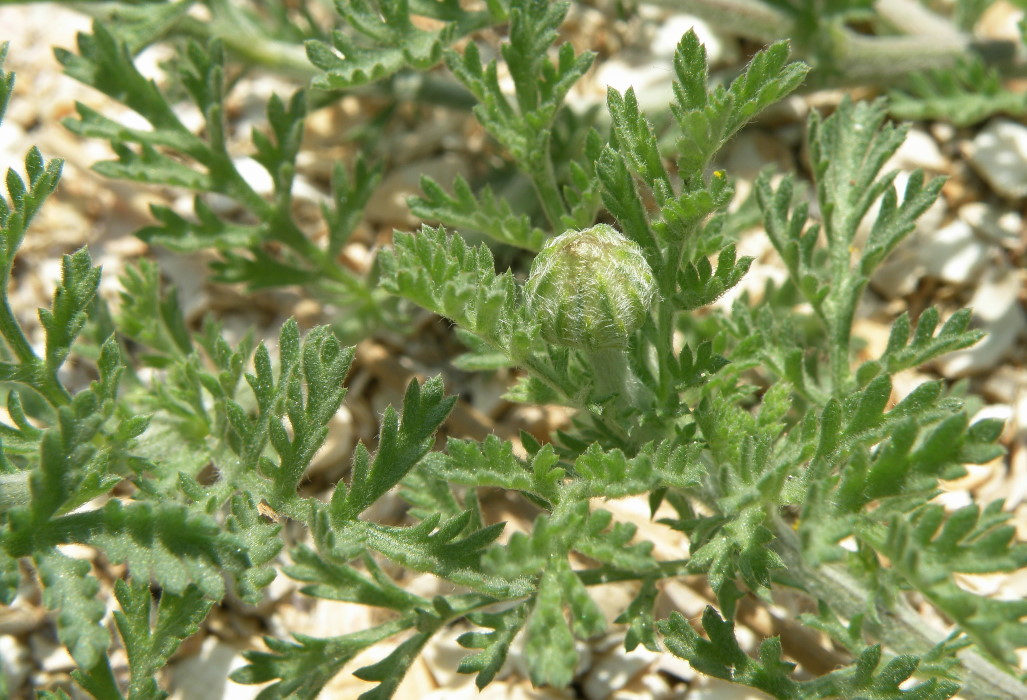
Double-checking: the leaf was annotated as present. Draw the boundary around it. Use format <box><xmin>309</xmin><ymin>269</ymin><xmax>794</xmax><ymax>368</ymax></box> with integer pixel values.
<box><xmin>617</xmin><ymin>578</ymin><xmax>660</xmax><ymax>652</ymax></box>
<box><xmin>136</xmin><ymin>199</ymin><xmax>264</xmax><ymax>254</ymax></box>
<box><xmin>352</xmin><ymin>610</ymin><xmax>442</xmax><ymax>700</ymax></box>
<box><xmin>409</xmin><ymin>174</ymin><xmax>547</xmax><ymax>251</ymax></box>
<box><xmin>522</xmin><ymin>564</ymin><xmax>577</xmax><ymax>688</ymax></box>
<box><xmin>379</xmin><ymin>226</ymin><xmax>541</xmax><ymax>363</ymax></box>
<box><xmin>868</xmin><ymin>502</ymin><xmax>1027</xmax><ymax>669</ymax></box>
<box><xmin>577</xmin><ymin>440</ymin><xmax>703</xmax><ymax>498</ymax></box>
<box><xmin>225</xmin><ymin>493</ymin><xmax>283</xmax><ymax>603</ymax></box>
<box><xmin>483</xmin><ymin>500</ymin><xmax>590</xmax><ymax>580</ymax></box>
<box><xmin>442</xmin><ymin>0</ymin><xmax>595</xmax><ymax>227</ymax></box>
<box><xmin>874</xmin><ymin>308</ymin><xmax>984</xmax><ymax>375</ymax></box>
<box><xmin>331</xmin><ymin>376</ymin><xmax>455</xmax><ymax>520</ymax></box>
<box><xmin>35</xmin><ymin>549</ymin><xmax>108</xmax><ymax>670</ymax></box>
<box><xmin>606</xmin><ymin>87</ymin><xmax>672</xmax><ymax>204</ymax></box>
<box><xmin>890</xmin><ymin>56</ymin><xmax>1027</xmax><ymax>126</ymax></box>
<box><xmin>807</xmin><ymin>98</ymin><xmax>907</xmax><ymax>249</ymax></box>
<box><xmin>233</xmin><ymin>621</ymin><xmax>409</xmax><ymax>700</ymax></box>
<box><xmin>80</xmin><ymin>499</ymin><xmax>250</xmax><ymax>599</ymax></box>
<box><xmin>672</xmin><ymin>32</ymin><xmax>809</xmax><ymax>177</ymax></box>
<box><xmin>114</xmin><ymin>579</ymin><xmax>214</xmax><ymax>698</ymax></box>
<box><xmin>323</xmin><ymin>157</ymin><xmax>382</xmax><ymax>257</ymax></box>
<box><xmin>117</xmin><ymin>260</ymin><xmax>193</xmax><ymax>362</ymax></box>
<box><xmin>576</xmin><ymin>509</ymin><xmax>658</xmax><ymax>574</ymax></box>
<box><xmin>458</xmin><ymin>604</ymin><xmax>529</xmax><ymax>688</ymax></box>
<box><xmin>677</xmin><ymin>245</ymin><xmax>754</xmax><ymax>312</ymax></box>
<box><xmin>661</xmin><ymin>608</ymin><xmax>960</xmax><ymax>699</ymax></box>
<box><xmin>308</xmin><ymin>0</ymin><xmax>494</xmax><ymax>91</ymax></box>
<box><xmin>285</xmin><ymin>548</ymin><xmax>427</xmax><ymax>612</ymax></box>
<box><xmin>597</xmin><ymin>145</ymin><xmax>658</xmax><ymax>253</ymax></box>
<box><xmin>422</xmin><ymin>436</ymin><xmax>564</xmax><ymax>502</ymax></box>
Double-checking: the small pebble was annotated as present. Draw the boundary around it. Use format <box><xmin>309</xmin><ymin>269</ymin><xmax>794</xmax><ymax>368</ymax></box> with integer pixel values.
<box><xmin>959</xmin><ymin>202</ymin><xmax>1023</xmax><ymax>246</ymax></box>
<box><xmin>966</xmin><ymin>119</ymin><xmax>1027</xmax><ymax>199</ymax></box>
<box><xmin>938</xmin><ymin>265</ymin><xmax>1027</xmax><ymax>375</ymax></box>
<box><xmin>920</xmin><ymin>219</ymin><xmax>991</xmax><ymax>285</ymax></box>
<box><xmin>582</xmin><ymin>643</ymin><xmax>660</xmax><ymax>700</ymax></box>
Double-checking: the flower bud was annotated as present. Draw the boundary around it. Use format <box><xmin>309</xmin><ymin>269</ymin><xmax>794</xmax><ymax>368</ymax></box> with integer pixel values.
<box><xmin>526</xmin><ymin>224</ymin><xmax>656</xmax><ymax>350</ymax></box>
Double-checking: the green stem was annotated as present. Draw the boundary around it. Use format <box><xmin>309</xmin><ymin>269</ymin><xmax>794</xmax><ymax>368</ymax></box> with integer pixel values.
<box><xmin>0</xmin><ymin>290</ymin><xmax>37</xmax><ymax>368</ymax></box>
<box><xmin>585</xmin><ymin>347</ymin><xmax>632</xmax><ymax>404</ymax></box>
<box><xmin>174</xmin><ymin>16</ymin><xmax>315</xmax><ymax>79</ymax></box>
<box><xmin>654</xmin><ymin>244</ymin><xmax>683</xmax><ymax>409</ymax></box>
<box><xmin>0</xmin><ymin>294</ymin><xmax>71</xmax><ymax>407</ymax></box>
<box><xmin>827</xmin><ymin>293</ymin><xmax>855</xmax><ymax>396</ymax></box>
<box><xmin>578</xmin><ymin>559</ymin><xmax>692</xmax><ymax>586</ymax></box>
<box><xmin>645</xmin><ymin>0</ymin><xmax>791</xmax><ymax>43</ymax></box>
<box><xmin>0</xmin><ymin>472</ymin><xmax>30</xmax><ymax>513</ymax></box>
<box><xmin>772</xmin><ymin>518</ymin><xmax>1027</xmax><ymax>700</ymax></box>
<box><xmin>583</xmin><ymin>346</ymin><xmax>637</xmax><ymax>444</ymax></box>
<box><xmin>645</xmin><ymin>0</ymin><xmax>1024</xmax><ymax>86</ymax></box>
<box><xmin>525</xmin><ymin>132</ymin><xmax>567</xmax><ymax>231</ymax></box>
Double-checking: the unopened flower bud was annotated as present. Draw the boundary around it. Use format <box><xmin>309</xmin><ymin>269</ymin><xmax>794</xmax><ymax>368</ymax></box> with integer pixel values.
<box><xmin>526</xmin><ymin>224</ymin><xmax>656</xmax><ymax>350</ymax></box>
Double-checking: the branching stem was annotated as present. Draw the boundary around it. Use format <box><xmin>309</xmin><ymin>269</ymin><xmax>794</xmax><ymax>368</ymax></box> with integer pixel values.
<box><xmin>772</xmin><ymin>517</ymin><xmax>1027</xmax><ymax>700</ymax></box>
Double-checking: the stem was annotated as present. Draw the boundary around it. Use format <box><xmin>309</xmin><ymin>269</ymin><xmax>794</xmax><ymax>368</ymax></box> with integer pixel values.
<box><xmin>578</xmin><ymin>559</ymin><xmax>692</xmax><ymax>586</ymax></box>
<box><xmin>827</xmin><ymin>286</ymin><xmax>858</xmax><ymax>396</ymax></box>
<box><xmin>644</xmin><ymin>0</ymin><xmax>792</xmax><ymax>43</ymax></box>
<box><xmin>0</xmin><ymin>292</ymin><xmax>37</xmax><ymax>368</ymax></box>
<box><xmin>642</xmin><ymin>0</ymin><xmax>1024</xmax><ymax>86</ymax></box>
<box><xmin>525</xmin><ymin>132</ymin><xmax>568</xmax><ymax>231</ymax></box>
<box><xmin>586</xmin><ymin>347</ymin><xmax>632</xmax><ymax>403</ymax></box>
<box><xmin>174</xmin><ymin>16</ymin><xmax>315</xmax><ymax>79</ymax></box>
<box><xmin>584</xmin><ymin>346</ymin><xmax>639</xmax><ymax>445</ymax></box>
<box><xmin>772</xmin><ymin>518</ymin><xmax>1027</xmax><ymax>700</ymax></box>
<box><xmin>654</xmin><ymin>241</ymin><xmax>685</xmax><ymax>409</ymax></box>
<box><xmin>0</xmin><ymin>472</ymin><xmax>30</xmax><ymax>513</ymax></box>
<box><xmin>0</xmin><ymin>293</ymin><xmax>71</xmax><ymax>407</ymax></box>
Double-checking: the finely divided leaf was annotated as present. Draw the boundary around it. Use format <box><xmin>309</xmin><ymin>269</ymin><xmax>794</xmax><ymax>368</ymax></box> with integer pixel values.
<box><xmin>114</xmin><ymin>579</ymin><xmax>214</xmax><ymax>698</ymax></box>
<box><xmin>35</xmin><ymin>549</ymin><xmax>108</xmax><ymax>670</ymax></box>
<box><xmin>308</xmin><ymin>0</ymin><xmax>494</xmax><ymax>90</ymax></box>
<box><xmin>409</xmin><ymin>174</ymin><xmax>547</xmax><ymax>251</ymax></box>
<box><xmin>673</xmin><ymin>32</ymin><xmax>808</xmax><ymax>177</ymax></box>
<box><xmin>458</xmin><ymin>604</ymin><xmax>529</xmax><ymax>688</ymax></box>
<box><xmin>331</xmin><ymin>376</ymin><xmax>454</xmax><ymax>520</ymax></box>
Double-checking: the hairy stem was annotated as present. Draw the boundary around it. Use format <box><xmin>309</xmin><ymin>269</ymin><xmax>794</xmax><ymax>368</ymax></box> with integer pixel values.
<box><xmin>772</xmin><ymin>517</ymin><xmax>1027</xmax><ymax>700</ymax></box>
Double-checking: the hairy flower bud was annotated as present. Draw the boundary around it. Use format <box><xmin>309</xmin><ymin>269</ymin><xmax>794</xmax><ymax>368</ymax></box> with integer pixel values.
<box><xmin>525</xmin><ymin>224</ymin><xmax>656</xmax><ymax>350</ymax></box>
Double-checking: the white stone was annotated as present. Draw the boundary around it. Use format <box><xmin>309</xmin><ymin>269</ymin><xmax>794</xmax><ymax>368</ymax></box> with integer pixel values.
<box><xmin>582</xmin><ymin>644</ymin><xmax>659</xmax><ymax>700</ymax></box>
<box><xmin>654</xmin><ymin>652</ymin><xmax>695</xmax><ymax>683</ymax></box>
<box><xmin>306</xmin><ymin>405</ymin><xmax>356</xmax><ymax>480</ymax></box>
<box><xmin>966</xmin><ymin>119</ymin><xmax>1027</xmax><ymax>199</ymax></box>
<box><xmin>206</xmin><ymin>157</ymin><xmax>275</xmax><ymax>215</ymax></box>
<box><xmin>594</xmin><ymin>58</ymin><xmax>672</xmax><ymax>97</ymax></box>
<box><xmin>610</xmin><ymin>672</ymin><xmax>673</xmax><ymax>700</ymax></box>
<box><xmin>652</xmin><ymin>15</ymin><xmax>733</xmax><ymax>65</ymax></box>
<box><xmin>972</xmin><ymin>403</ymin><xmax>1014</xmax><ymax>427</ymax></box>
<box><xmin>0</xmin><ymin>635</ymin><xmax>30</xmax><ymax>693</ymax></box>
<box><xmin>271</xmin><ymin>596</ymin><xmax>375</xmax><ymax>640</ymax></box>
<box><xmin>919</xmin><ymin>219</ymin><xmax>990</xmax><ymax>285</ymax></box>
<box><xmin>933</xmin><ymin>489</ymin><xmax>973</xmax><ymax>510</ymax></box>
<box><xmin>169</xmin><ymin>637</ymin><xmax>264</xmax><ymax>700</ymax></box>
<box><xmin>888</xmin><ymin>128</ymin><xmax>949</xmax><ymax>173</ymax></box>
<box><xmin>29</xmin><ymin>633</ymin><xmax>75</xmax><ymax>674</ymax></box>
<box><xmin>938</xmin><ymin>265</ymin><xmax>1027</xmax><ymax>375</ymax></box>
<box><xmin>421</xmin><ymin>687</ymin><xmax>480</xmax><ymax>700</ymax></box>
<box><xmin>959</xmin><ymin>202</ymin><xmax>1023</xmax><ymax>245</ymax></box>
<box><xmin>421</xmin><ymin>626</ymin><xmax>477</xmax><ymax>690</ymax></box>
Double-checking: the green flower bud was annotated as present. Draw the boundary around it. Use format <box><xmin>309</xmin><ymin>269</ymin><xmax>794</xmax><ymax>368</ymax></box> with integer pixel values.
<box><xmin>526</xmin><ymin>224</ymin><xmax>656</xmax><ymax>350</ymax></box>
